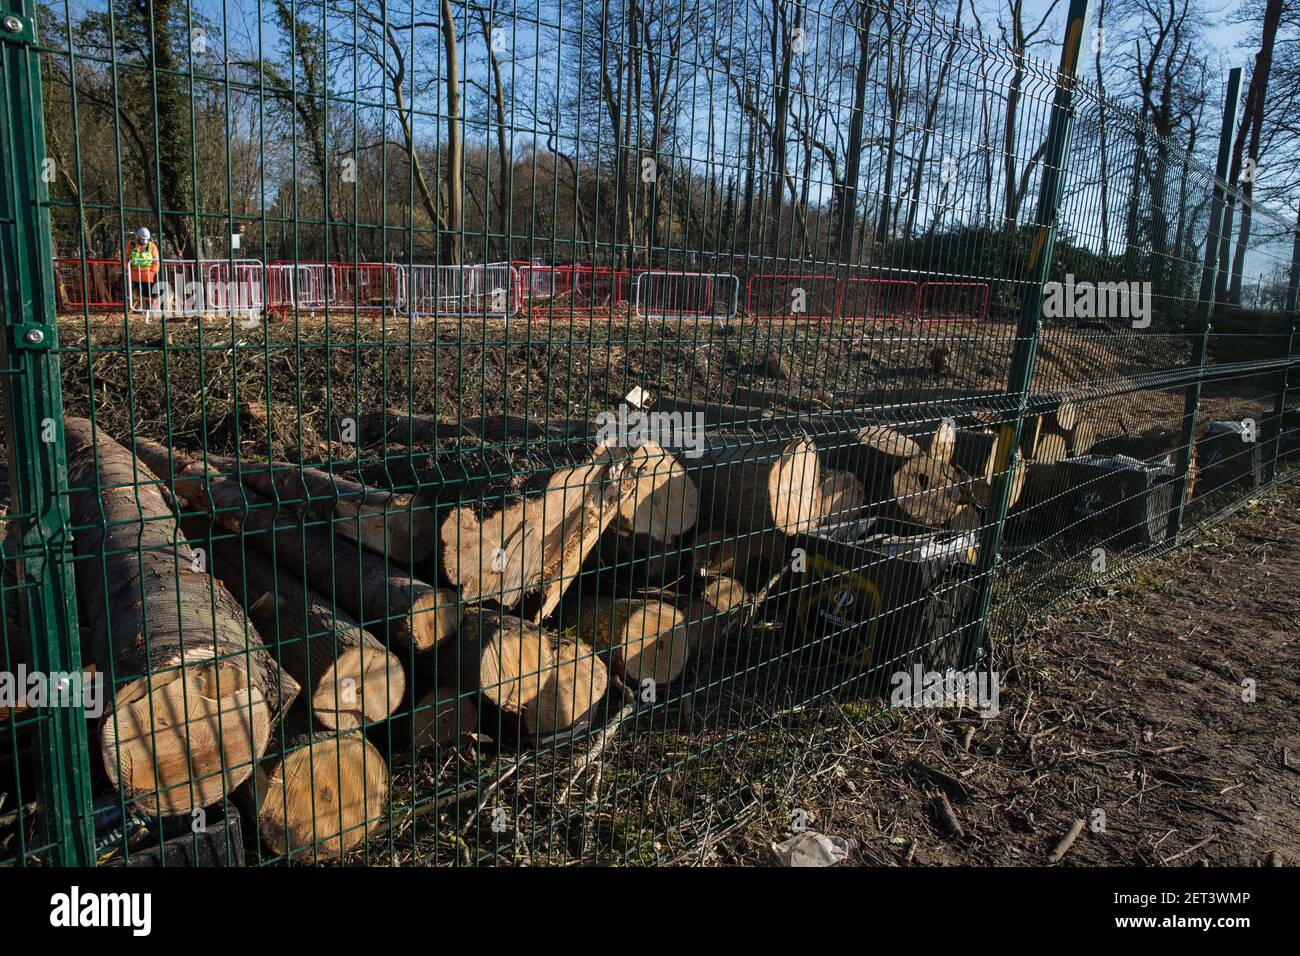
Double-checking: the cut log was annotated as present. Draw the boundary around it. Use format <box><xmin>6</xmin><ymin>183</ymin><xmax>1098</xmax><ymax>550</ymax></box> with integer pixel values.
<box><xmin>1052</xmin><ymin>398</ymin><xmax>1080</xmax><ymax>432</ymax></box>
<box><xmin>202</xmin><ymin>454</ymin><xmax>435</xmax><ymax>563</ymax></box>
<box><xmin>338</xmin><ymin>410</ymin><xmax>459</xmax><ymax>446</ymax></box>
<box><xmin>1069</xmin><ymin>417</ymin><xmax>1098</xmax><ymax>457</ymax></box>
<box><xmin>411</xmin><ymin>687</ymin><xmax>478</xmax><ymax>749</ymax></box>
<box><xmin>971</xmin><ymin>459</ymin><xmax>1028</xmax><ymax>511</ymax></box>
<box><xmin>887</xmin><ymin>454</ymin><xmax>964</xmax><ymax>527</ymax></box>
<box><xmin>1034</xmin><ymin>431</ymin><xmax>1068</xmax><ymax>464</ymax></box>
<box><xmin>458</xmin><ymin>608</ymin><xmax>552</xmax><ymax>716</ymax></box>
<box><xmin>441</xmin><ymin>443</ymin><xmax>649</xmax><ymax>616</ymax></box>
<box><xmin>901</xmin><ymin>418</ymin><xmax>956</xmax><ymax>465</ymax></box>
<box><xmin>457</xmin><ymin>609</ymin><xmax>606</xmax><ymax>736</ymax></box>
<box><xmin>526</xmin><ymin>444</ymin><xmax>655</xmax><ymax>624</ymax></box>
<box><xmin>927</xmin><ymin>417</ymin><xmax>957</xmax><ymax>465</ymax></box>
<box><xmin>440</xmin><ymin>498</ymin><xmax>541</xmax><ymax>607</ymax></box>
<box><xmin>697</xmin><ymin>433</ymin><xmax>826</xmax><ymax>536</ymax></box>
<box><xmin>242</xmin><ymin>718</ymin><xmax>388</xmax><ymax>861</ymax></box>
<box><xmin>678</xmin><ymin>575</ymin><xmax>750</xmax><ymax>654</ymax></box>
<box><xmin>532</xmin><ymin>638</ymin><xmax>609</xmax><ymax>737</ymax></box>
<box><xmin>818</xmin><ymin>469</ymin><xmax>866</xmax><ymax>522</ymax></box>
<box><xmin>563</xmin><ymin>597</ymin><xmax>688</xmax><ymax>686</ymax></box>
<box><xmin>207</xmin><ymin>544</ymin><xmax>405</xmax><ymax>731</ymax></box>
<box><xmin>689</xmin><ymin>526</ymin><xmax>788</xmax><ymax>589</ymax></box>
<box><xmin>133</xmin><ymin>438</ymin><xmax>456</xmax><ymax>655</ymax></box>
<box><xmin>596</xmin><ymin>525</ymin><xmax>688</xmax><ymax>588</ymax></box>
<box><xmin>615</xmin><ymin>442</ymin><xmax>699</xmax><ymax>544</ymax></box>
<box><xmin>826</xmin><ymin>425</ymin><xmax>921</xmax><ymax>488</ymax></box>
<box><xmin>64</xmin><ymin>419</ymin><xmax>296</xmax><ymax>815</ymax></box>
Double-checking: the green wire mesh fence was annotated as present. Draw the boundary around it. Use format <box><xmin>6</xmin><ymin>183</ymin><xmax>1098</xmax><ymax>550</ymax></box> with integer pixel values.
<box><xmin>0</xmin><ymin>0</ymin><xmax>1296</xmax><ymax>865</ymax></box>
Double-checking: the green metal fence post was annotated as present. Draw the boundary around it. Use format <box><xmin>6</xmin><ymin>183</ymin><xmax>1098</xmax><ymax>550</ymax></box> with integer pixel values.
<box><xmin>1168</xmin><ymin>68</ymin><xmax>1243</xmax><ymax>540</ymax></box>
<box><xmin>1284</xmin><ymin>207</ymin><xmax>1300</xmax><ymax>316</ymax></box>
<box><xmin>0</xmin><ymin>0</ymin><xmax>95</xmax><ymax>865</ymax></box>
<box><xmin>960</xmin><ymin>0</ymin><xmax>1092</xmax><ymax>668</ymax></box>
<box><xmin>1267</xmin><ymin>326</ymin><xmax>1295</xmax><ymax>483</ymax></box>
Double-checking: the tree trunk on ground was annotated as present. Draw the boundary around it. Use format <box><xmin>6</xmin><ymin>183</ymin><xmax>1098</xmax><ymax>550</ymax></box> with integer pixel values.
<box><xmin>696</xmin><ymin>433</ymin><xmax>826</xmax><ymax>536</ymax></box>
<box><xmin>887</xmin><ymin>454</ymin><xmax>964</xmax><ymax>527</ymax></box>
<box><xmin>204</xmin><ymin>455</ymin><xmax>436</xmax><ymax>563</ymax></box>
<box><xmin>64</xmin><ymin>419</ymin><xmax>295</xmax><ymax>815</ymax></box>
<box><xmin>1033</xmin><ymin>432</ymin><xmax>1068</xmax><ymax>463</ymax></box>
<box><xmin>673</xmin><ymin>574</ymin><xmax>750</xmax><ymax>655</ymax></box>
<box><xmin>207</xmin><ymin>542</ymin><xmax>404</xmax><ymax>731</ymax></box>
<box><xmin>133</xmin><ymin>438</ymin><xmax>455</xmax><ymax>655</ymax></box>
<box><xmin>825</xmin><ymin>424</ymin><xmax>921</xmax><ymax>489</ymax></box>
<box><xmin>562</xmin><ymin>596</ymin><xmax>688</xmax><ymax>686</ymax></box>
<box><xmin>818</xmin><ymin>469</ymin><xmax>866</xmax><ymax>522</ymax></box>
<box><xmin>457</xmin><ymin>609</ymin><xmax>607</xmax><ymax>737</ymax></box>
<box><xmin>241</xmin><ymin>714</ymin><xmax>388</xmax><ymax>861</ymax></box>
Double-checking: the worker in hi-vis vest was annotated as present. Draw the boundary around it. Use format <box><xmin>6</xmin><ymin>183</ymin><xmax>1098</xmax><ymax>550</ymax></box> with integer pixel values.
<box><xmin>126</xmin><ymin>226</ymin><xmax>161</xmax><ymax>314</ymax></box>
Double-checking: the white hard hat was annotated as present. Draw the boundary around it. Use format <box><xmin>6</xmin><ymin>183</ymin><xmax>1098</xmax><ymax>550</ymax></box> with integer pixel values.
<box><xmin>135</xmin><ymin>227</ymin><xmax>151</xmax><ymax>242</ymax></box>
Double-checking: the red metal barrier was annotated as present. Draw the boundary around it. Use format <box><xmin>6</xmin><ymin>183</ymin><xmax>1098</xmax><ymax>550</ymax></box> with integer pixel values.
<box><xmin>528</xmin><ymin>265</ymin><xmax>630</xmax><ymax>321</ymax></box>
<box><xmin>837</xmin><ymin>277</ymin><xmax>921</xmax><ymax>322</ymax></box>
<box><xmin>53</xmin><ymin>258</ymin><xmax>126</xmax><ymax>312</ymax></box>
<box><xmin>918</xmin><ymin>281</ymin><xmax>989</xmax><ymax>323</ymax></box>
<box><xmin>745</xmin><ymin>274</ymin><xmax>841</xmax><ymax>321</ymax></box>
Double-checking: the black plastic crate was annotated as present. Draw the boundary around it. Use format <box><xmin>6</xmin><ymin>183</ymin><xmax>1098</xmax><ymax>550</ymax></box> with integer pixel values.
<box><xmin>1055</xmin><ymin>454</ymin><xmax>1181</xmax><ymax>549</ymax></box>
<box><xmin>787</xmin><ymin>518</ymin><xmax>981</xmax><ymax>676</ymax></box>
<box><xmin>1196</xmin><ymin>420</ymin><xmax>1265</xmax><ymax>497</ymax></box>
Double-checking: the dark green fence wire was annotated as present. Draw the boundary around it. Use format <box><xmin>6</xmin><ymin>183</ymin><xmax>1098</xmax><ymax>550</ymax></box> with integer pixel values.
<box><xmin>0</xmin><ymin>0</ymin><xmax>1296</xmax><ymax>865</ymax></box>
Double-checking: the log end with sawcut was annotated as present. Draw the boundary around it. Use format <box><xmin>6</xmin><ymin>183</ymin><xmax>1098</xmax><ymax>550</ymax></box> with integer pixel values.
<box><xmin>247</xmin><ymin>727</ymin><xmax>389</xmax><ymax>861</ymax></box>
<box><xmin>701</xmin><ymin>433</ymin><xmax>826</xmax><ymax>537</ymax></box>
<box><xmin>889</xmin><ymin>454</ymin><xmax>964</xmax><ymax>528</ymax></box>
<box><xmin>387</xmin><ymin>581</ymin><xmax>460</xmax><ymax>653</ymax></box>
<box><xmin>766</xmin><ymin>435</ymin><xmax>826</xmax><ymax>534</ymax></box>
<box><xmin>616</xmin><ymin>441</ymin><xmax>700</xmax><ymax>543</ymax></box>
<box><xmin>819</xmin><ymin>469</ymin><xmax>867</xmax><ymax>523</ymax></box>
<box><xmin>100</xmin><ymin>651</ymin><xmax>274</xmax><ymax>817</ymax></box>
<box><xmin>440</xmin><ymin>501</ymin><xmax>542</xmax><ymax>607</ymax></box>
<box><xmin>531</xmin><ymin>638</ymin><xmax>609</xmax><ymax>737</ymax></box>
<box><xmin>679</xmin><ymin>574</ymin><xmax>751</xmax><ymax>654</ymax></box>
<box><xmin>457</xmin><ymin>609</ymin><xmax>606</xmax><ymax>737</ymax></box>
<box><xmin>459</xmin><ymin>609</ymin><xmax>553</xmax><ymax>715</ymax></box>
<box><xmin>565</xmin><ymin>597</ymin><xmax>689</xmax><ymax>686</ymax></box>
<box><xmin>65</xmin><ymin>419</ymin><xmax>291</xmax><ymax>816</ymax></box>
<box><xmin>309</xmin><ymin>643</ymin><xmax>407</xmax><ymax>732</ymax></box>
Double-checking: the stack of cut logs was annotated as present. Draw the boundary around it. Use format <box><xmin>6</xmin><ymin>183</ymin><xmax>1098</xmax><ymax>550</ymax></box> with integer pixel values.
<box><xmin>55</xmin><ymin>395</ymin><xmax>1098</xmax><ymax>859</ymax></box>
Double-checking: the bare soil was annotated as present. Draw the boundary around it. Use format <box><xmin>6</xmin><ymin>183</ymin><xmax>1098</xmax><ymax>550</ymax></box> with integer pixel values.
<box><xmin>50</xmin><ymin>313</ymin><xmax>1274</xmax><ymax>462</ymax></box>
<box><xmin>703</xmin><ymin>479</ymin><xmax>1300</xmax><ymax>866</ymax></box>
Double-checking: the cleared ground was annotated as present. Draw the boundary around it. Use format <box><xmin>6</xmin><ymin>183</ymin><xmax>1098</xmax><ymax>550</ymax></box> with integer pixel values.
<box><xmin>704</xmin><ymin>480</ymin><xmax>1300</xmax><ymax>866</ymax></box>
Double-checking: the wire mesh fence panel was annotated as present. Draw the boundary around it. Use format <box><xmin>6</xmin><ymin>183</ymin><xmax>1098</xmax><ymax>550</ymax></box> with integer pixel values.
<box><xmin>1</xmin><ymin>0</ymin><xmax>1297</xmax><ymax>869</ymax></box>
<box><xmin>916</xmin><ymin>281</ymin><xmax>989</xmax><ymax>323</ymax></box>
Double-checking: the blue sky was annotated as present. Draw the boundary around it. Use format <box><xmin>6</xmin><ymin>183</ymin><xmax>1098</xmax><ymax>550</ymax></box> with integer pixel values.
<box><xmin>1007</xmin><ymin>0</ymin><xmax>1259</xmax><ymax>74</ymax></box>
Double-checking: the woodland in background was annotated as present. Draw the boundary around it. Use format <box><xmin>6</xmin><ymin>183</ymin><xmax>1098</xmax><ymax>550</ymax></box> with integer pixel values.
<box><xmin>36</xmin><ymin>0</ymin><xmax>1300</xmax><ymax>308</ymax></box>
